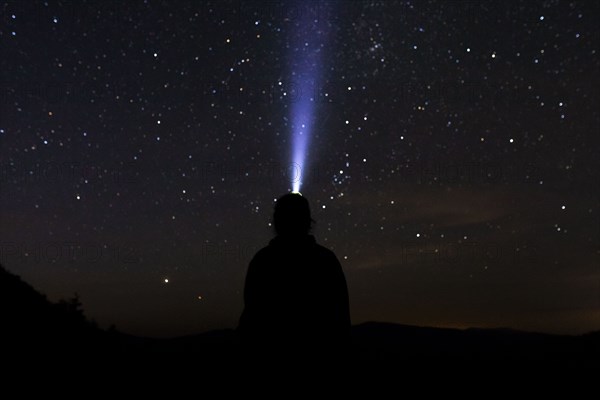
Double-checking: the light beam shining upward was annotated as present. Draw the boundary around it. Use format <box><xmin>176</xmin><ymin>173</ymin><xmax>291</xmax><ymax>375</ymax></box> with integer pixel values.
<box><xmin>288</xmin><ymin>2</ymin><xmax>331</xmax><ymax>193</ymax></box>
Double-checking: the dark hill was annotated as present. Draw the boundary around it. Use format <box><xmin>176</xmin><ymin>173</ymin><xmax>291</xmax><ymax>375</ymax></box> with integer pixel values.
<box><xmin>1</xmin><ymin>264</ymin><xmax>598</xmax><ymax>373</ymax></box>
<box><xmin>0</xmin><ymin>264</ymin><xmax>104</xmax><ymax>355</ymax></box>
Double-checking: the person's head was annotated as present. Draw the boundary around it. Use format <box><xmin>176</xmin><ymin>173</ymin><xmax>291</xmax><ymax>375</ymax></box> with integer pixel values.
<box><xmin>273</xmin><ymin>193</ymin><xmax>314</xmax><ymax>236</ymax></box>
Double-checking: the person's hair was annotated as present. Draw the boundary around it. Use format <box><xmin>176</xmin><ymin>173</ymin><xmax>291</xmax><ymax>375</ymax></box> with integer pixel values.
<box><xmin>273</xmin><ymin>193</ymin><xmax>314</xmax><ymax>236</ymax></box>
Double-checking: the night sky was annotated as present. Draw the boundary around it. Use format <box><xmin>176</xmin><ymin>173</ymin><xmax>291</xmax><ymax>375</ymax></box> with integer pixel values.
<box><xmin>1</xmin><ymin>0</ymin><xmax>599</xmax><ymax>338</ymax></box>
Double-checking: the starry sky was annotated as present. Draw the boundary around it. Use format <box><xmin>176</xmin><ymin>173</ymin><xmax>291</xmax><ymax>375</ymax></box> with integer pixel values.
<box><xmin>1</xmin><ymin>0</ymin><xmax>599</xmax><ymax>338</ymax></box>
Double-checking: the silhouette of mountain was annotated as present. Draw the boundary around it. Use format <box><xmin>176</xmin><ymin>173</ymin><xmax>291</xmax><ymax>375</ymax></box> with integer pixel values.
<box><xmin>116</xmin><ymin>322</ymin><xmax>597</xmax><ymax>367</ymax></box>
<box><xmin>1</xmin><ymin>263</ymin><xmax>598</xmax><ymax>373</ymax></box>
<box><xmin>0</xmin><ymin>264</ymin><xmax>105</xmax><ymax>356</ymax></box>
<box><xmin>350</xmin><ymin>321</ymin><xmax>599</xmax><ymax>370</ymax></box>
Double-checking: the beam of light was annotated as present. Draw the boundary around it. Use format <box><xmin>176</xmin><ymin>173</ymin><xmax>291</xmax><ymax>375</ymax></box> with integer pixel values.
<box><xmin>291</xmin><ymin>101</ymin><xmax>312</xmax><ymax>193</ymax></box>
<box><xmin>288</xmin><ymin>2</ymin><xmax>331</xmax><ymax>193</ymax></box>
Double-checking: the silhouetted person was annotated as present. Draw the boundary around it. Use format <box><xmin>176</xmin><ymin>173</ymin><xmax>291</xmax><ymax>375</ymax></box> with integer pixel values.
<box><xmin>237</xmin><ymin>193</ymin><xmax>351</xmax><ymax>361</ymax></box>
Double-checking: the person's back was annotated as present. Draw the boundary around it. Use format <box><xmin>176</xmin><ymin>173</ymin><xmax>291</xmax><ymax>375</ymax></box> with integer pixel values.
<box><xmin>237</xmin><ymin>193</ymin><xmax>351</xmax><ymax>360</ymax></box>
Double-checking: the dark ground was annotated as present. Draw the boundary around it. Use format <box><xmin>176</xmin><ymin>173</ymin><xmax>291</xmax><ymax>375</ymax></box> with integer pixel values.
<box><xmin>2</xmin><ymin>264</ymin><xmax>598</xmax><ymax>382</ymax></box>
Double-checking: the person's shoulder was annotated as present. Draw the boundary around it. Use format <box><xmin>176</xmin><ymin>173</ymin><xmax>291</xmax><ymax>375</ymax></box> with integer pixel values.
<box><xmin>251</xmin><ymin>245</ymin><xmax>272</xmax><ymax>261</ymax></box>
<box><xmin>313</xmin><ymin>243</ymin><xmax>339</xmax><ymax>261</ymax></box>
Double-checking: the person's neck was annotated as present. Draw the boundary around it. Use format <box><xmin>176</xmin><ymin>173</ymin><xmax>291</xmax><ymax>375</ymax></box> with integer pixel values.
<box><xmin>273</xmin><ymin>233</ymin><xmax>313</xmax><ymax>243</ymax></box>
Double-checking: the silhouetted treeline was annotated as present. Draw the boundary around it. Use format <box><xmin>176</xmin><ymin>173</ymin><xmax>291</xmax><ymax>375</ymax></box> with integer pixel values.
<box><xmin>0</xmin><ymin>264</ymin><xmax>107</xmax><ymax>356</ymax></box>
